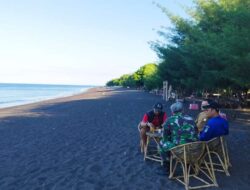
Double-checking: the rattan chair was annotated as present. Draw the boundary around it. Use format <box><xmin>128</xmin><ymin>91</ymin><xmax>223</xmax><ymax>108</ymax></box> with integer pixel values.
<box><xmin>169</xmin><ymin>141</ymin><xmax>218</xmax><ymax>190</ymax></box>
<box><xmin>204</xmin><ymin>136</ymin><xmax>231</xmax><ymax>176</ymax></box>
<box><xmin>144</xmin><ymin>130</ymin><xmax>163</xmax><ymax>164</ymax></box>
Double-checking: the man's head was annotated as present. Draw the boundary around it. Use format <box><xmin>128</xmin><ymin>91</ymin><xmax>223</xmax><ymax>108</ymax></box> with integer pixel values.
<box><xmin>202</xmin><ymin>100</ymin><xmax>220</xmax><ymax>118</ymax></box>
<box><xmin>153</xmin><ymin>102</ymin><xmax>163</xmax><ymax>115</ymax></box>
<box><xmin>201</xmin><ymin>100</ymin><xmax>209</xmax><ymax>111</ymax></box>
<box><xmin>170</xmin><ymin>102</ymin><xmax>183</xmax><ymax>114</ymax></box>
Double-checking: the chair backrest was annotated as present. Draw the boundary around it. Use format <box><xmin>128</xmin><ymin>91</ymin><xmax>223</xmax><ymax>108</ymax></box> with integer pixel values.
<box><xmin>207</xmin><ymin>136</ymin><xmax>229</xmax><ymax>157</ymax></box>
<box><xmin>170</xmin><ymin>141</ymin><xmax>206</xmax><ymax>164</ymax></box>
<box><xmin>207</xmin><ymin>137</ymin><xmax>221</xmax><ymax>151</ymax></box>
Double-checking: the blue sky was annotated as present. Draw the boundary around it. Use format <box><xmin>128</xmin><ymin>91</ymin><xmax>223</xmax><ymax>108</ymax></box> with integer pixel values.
<box><xmin>0</xmin><ymin>0</ymin><xmax>192</xmax><ymax>85</ymax></box>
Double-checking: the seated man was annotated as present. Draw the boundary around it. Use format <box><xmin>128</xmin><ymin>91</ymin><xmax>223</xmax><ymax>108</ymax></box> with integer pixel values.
<box><xmin>199</xmin><ymin>101</ymin><xmax>229</xmax><ymax>141</ymax></box>
<box><xmin>196</xmin><ymin>99</ymin><xmax>210</xmax><ymax>132</ymax></box>
<box><xmin>138</xmin><ymin>102</ymin><xmax>167</xmax><ymax>152</ymax></box>
<box><xmin>159</xmin><ymin>102</ymin><xmax>198</xmax><ymax>161</ymax></box>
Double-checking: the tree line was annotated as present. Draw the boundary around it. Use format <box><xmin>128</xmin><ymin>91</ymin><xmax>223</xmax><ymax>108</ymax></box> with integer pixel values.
<box><xmin>106</xmin><ymin>0</ymin><xmax>250</xmax><ymax>102</ymax></box>
<box><xmin>106</xmin><ymin>63</ymin><xmax>161</xmax><ymax>90</ymax></box>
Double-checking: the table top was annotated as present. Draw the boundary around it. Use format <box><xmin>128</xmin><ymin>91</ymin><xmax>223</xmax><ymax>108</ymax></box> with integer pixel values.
<box><xmin>146</xmin><ymin>131</ymin><xmax>163</xmax><ymax>138</ymax></box>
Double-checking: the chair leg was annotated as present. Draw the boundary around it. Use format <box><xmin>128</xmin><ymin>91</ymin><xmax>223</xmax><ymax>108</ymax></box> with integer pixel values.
<box><xmin>185</xmin><ymin>164</ymin><xmax>191</xmax><ymax>190</ymax></box>
<box><xmin>183</xmin><ymin>148</ymin><xmax>189</xmax><ymax>190</ymax></box>
<box><xmin>220</xmin><ymin>138</ymin><xmax>230</xmax><ymax>176</ymax></box>
<box><xmin>177</xmin><ymin>161</ymin><xmax>188</xmax><ymax>190</ymax></box>
<box><xmin>205</xmin><ymin>145</ymin><xmax>218</xmax><ymax>186</ymax></box>
<box><xmin>169</xmin><ymin>156</ymin><xmax>179</xmax><ymax>179</ymax></box>
<box><xmin>224</xmin><ymin>140</ymin><xmax>232</xmax><ymax>167</ymax></box>
<box><xmin>144</xmin><ymin>136</ymin><xmax>149</xmax><ymax>161</ymax></box>
<box><xmin>169</xmin><ymin>155</ymin><xmax>173</xmax><ymax>178</ymax></box>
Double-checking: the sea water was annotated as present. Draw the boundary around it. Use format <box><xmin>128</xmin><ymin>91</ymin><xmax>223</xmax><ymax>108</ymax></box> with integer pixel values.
<box><xmin>0</xmin><ymin>83</ymin><xmax>94</xmax><ymax>108</ymax></box>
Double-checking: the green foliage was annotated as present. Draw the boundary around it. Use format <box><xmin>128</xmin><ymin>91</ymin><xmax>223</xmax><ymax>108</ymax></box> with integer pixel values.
<box><xmin>106</xmin><ymin>78</ymin><xmax>120</xmax><ymax>86</ymax></box>
<box><xmin>140</xmin><ymin>63</ymin><xmax>161</xmax><ymax>90</ymax></box>
<box><xmin>152</xmin><ymin>0</ymin><xmax>250</xmax><ymax>94</ymax></box>
<box><xmin>107</xmin><ymin>0</ymin><xmax>250</xmax><ymax>95</ymax></box>
<box><xmin>105</xmin><ymin>63</ymin><xmax>161</xmax><ymax>90</ymax></box>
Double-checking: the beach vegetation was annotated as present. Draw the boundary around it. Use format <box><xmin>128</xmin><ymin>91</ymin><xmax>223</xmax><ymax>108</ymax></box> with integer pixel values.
<box><xmin>152</xmin><ymin>0</ymin><xmax>250</xmax><ymax>102</ymax></box>
<box><xmin>106</xmin><ymin>63</ymin><xmax>161</xmax><ymax>90</ymax></box>
<box><xmin>153</xmin><ymin>0</ymin><xmax>250</xmax><ymax>90</ymax></box>
<box><xmin>107</xmin><ymin>0</ymin><xmax>250</xmax><ymax>107</ymax></box>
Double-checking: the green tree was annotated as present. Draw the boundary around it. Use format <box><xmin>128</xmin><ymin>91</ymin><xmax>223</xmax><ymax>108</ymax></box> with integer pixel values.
<box><xmin>105</xmin><ymin>63</ymin><xmax>161</xmax><ymax>90</ymax></box>
<box><xmin>136</xmin><ymin>63</ymin><xmax>160</xmax><ymax>90</ymax></box>
<box><xmin>153</xmin><ymin>0</ymin><xmax>250</xmax><ymax>95</ymax></box>
<box><xmin>106</xmin><ymin>78</ymin><xmax>120</xmax><ymax>86</ymax></box>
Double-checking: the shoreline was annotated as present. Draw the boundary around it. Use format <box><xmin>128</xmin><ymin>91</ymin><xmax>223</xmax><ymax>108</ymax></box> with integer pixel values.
<box><xmin>0</xmin><ymin>84</ymin><xmax>94</xmax><ymax>110</ymax></box>
<box><xmin>0</xmin><ymin>86</ymin><xmax>108</xmax><ymax>119</ymax></box>
<box><xmin>1</xmin><ymin>86</ymin><xmax>249</xmax><ymax>123</ymax></box>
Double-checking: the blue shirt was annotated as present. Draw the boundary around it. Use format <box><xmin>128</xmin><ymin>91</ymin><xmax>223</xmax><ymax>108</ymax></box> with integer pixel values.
<box><xmin>199</xmin><ymin>116</ymin><xmax>229</xmax><ymax>141</ymax></box>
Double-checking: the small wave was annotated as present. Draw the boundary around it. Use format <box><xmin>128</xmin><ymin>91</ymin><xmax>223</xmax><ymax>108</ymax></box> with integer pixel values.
<box><xmin>0</xmin><ymin>84</ymin><xmax>93</xmax><ymax>108</ymax></box>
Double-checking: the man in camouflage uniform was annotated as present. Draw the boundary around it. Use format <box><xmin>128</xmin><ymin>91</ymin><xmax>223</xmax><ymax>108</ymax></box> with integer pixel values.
<box><xmin>159</xmin><ymin>102</ymin><xmax>198</xmax><ymax>161</ymax></box>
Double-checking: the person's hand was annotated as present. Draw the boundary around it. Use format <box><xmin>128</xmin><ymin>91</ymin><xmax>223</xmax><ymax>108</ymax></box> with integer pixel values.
<box><xmin>149</xmin><ymin>126</ymin><xmax>156</xmax><ymax>132</ymax></box>
<box><xmin>147</xmin><ymin>122</ymin><xmax>154</xmax><ymax>128</ymax></box>
<box><xmin>147</xmin><ymin>123</ymin><xmax>155</xmax><ymax>132</ymax></box>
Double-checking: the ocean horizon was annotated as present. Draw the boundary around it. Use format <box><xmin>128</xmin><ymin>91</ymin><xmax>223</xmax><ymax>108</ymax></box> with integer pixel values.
<box><xmin>0</xmin><ymin>83</ymin><xmax>95</xmax><ymax>108</ymax></box>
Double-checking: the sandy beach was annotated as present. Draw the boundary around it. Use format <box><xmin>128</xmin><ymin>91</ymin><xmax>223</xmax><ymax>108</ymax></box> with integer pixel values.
<box><xmin>0</xmin><ymin>87</ymin><xmax>249</xmax><ymax>190</ymax></box>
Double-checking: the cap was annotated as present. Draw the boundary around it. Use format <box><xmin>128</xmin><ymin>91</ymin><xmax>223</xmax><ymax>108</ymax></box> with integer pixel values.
<box><xmin>202</xmin><ymin>100</ymin><xmax>220</xmax><ymax>110</ymax></box>
<box><xmin>170</xmin><ymin>102</ymin><xmax>183</xmax><ymax>113</ymax></box>
<box><xmin>153</xmin><ymin>102</ymin><xmax>163</xmax><ymax>111</ymax></box>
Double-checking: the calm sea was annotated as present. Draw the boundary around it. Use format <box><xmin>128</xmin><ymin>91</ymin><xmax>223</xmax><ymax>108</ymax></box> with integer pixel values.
<box><xmin>0</xmin><ymin>83</ymin><xmax>94</xmax><ymax>108</ymax></box>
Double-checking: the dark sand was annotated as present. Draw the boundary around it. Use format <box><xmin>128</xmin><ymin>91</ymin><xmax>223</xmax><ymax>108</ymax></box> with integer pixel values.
<box><xmin>0</xmin><ymin>87</ymin><xmax>249</xmax><ymax>190</ymax></box>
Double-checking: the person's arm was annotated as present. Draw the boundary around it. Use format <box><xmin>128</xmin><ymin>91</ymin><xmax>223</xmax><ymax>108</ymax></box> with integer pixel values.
<box><xmin>160</xmin><ymin>112</ymin><xmax>168</xmax><ymax>127</ymax></box>
<box><xmin>196</xmin><ymin>112</ymin><xmax>207</xmax><ymax>132</ymax></box>
<box><xmin>144</xmin><ymin>112</ymin><xmax>159</xmax><ymax>129</ymax></box>
<box><xmin>199</xmin><ymin>123</ymin><xmax>213</xmax><ymax>141</ymax></box>
<box><xmin>140</xmin><ymin>113</ymin><xmax>149</xmax><ymax>127</ymax></box>
<box><xmin>141</xmin><ymin>114</ymin><xmax>154</xmax><ymax>130</ymax></box>
<box><xmin>163</xmin><ymin>112</ymin><xmax>168</xmax><ymax>122</ymax></box>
